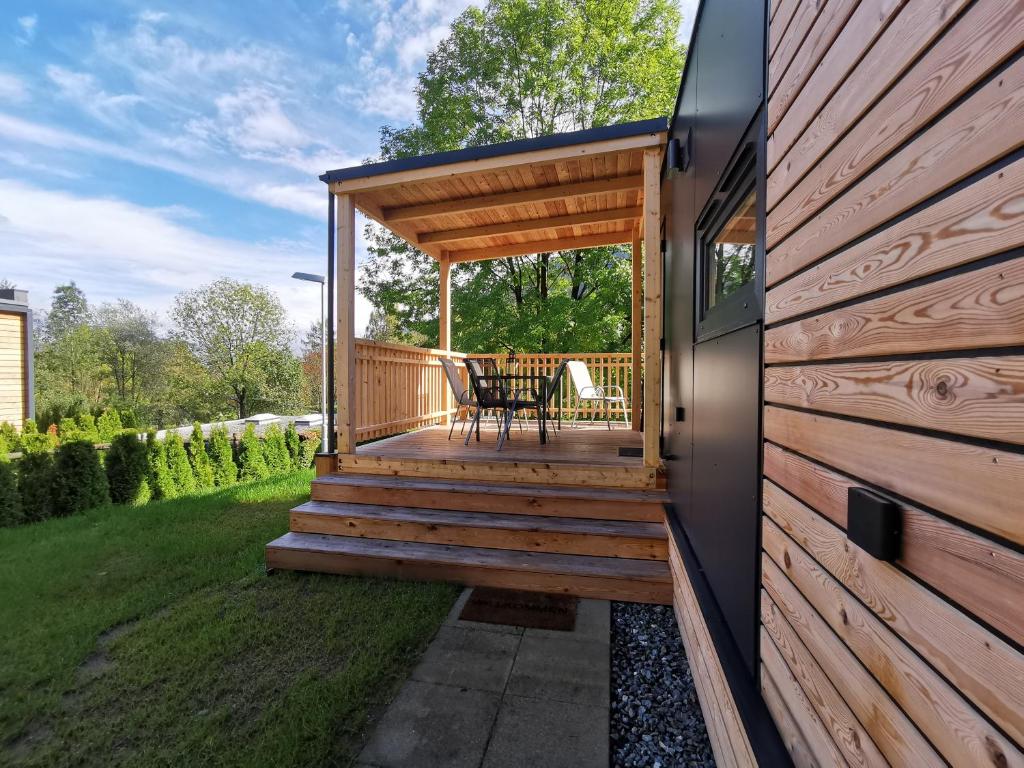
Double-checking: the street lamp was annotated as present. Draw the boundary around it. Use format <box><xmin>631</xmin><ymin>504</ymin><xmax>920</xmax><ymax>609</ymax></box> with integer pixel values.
<box><xmin>291</xmin><ymin>271</ymin><xmax>327</xmax><ymax>439</ymax></box>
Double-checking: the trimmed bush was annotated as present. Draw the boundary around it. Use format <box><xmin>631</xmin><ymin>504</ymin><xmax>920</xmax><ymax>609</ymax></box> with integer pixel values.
<box><xmin>51</xmin><ymin>441</ymin><xmax>110</xmax><ymax>517</ymax></box>
<box><xmin>209</xmin><ymin>425</ymin><xmax>237</xmax><ymax>487</ymax></box>
<box><xmin>188</xmin><ymin>423</ymin><xmax>214</xmax><ymax>489</ymax></box>
<box><xmin>97</xmin><ymin>408</ymin><xmax>123</xmax><ymax>443</ymax></box>
<box><xmin>146</xmin><ymin>431</ymin><xmax>176</xmax><ymax>500</ymax></box>
<box><xmin>76</xmin><ymin>413</ymin><xmax>101</xmax><ymax>444</ymax></box>
<box><xmin>58</xmin><ymin>417</ymin><xmax>82</xmax><ymax>443</ymax></box>
<box><xmin>165</xmin><ymin>433</ymin><xmax>196</xmax><ymax>495</ymax></box>
<box><xmin>263</xmin><ymin>424</ymin><xmax>291</xmax><ymax>475</ymax></box>
<box><xmin>0</xmin><ymin>449</ymin><xmax>20</xmax><ymax>527</ymax></box>
<box><xmin>106</xmin><ymin>431</ymin><xmax>150</xmax><ymax>505</ymax></box>
<box><xmin>0</xmin><ymin>421</ymin><xmax>19</xmax><ymax>453</ymax></box>
<box><xmin>298</xmin><ymin>429</ymin><xmax>321</xmax><ymax>470</ymax></box>
<box><xmin>238</xmin><ymin>424</ymin><xmax>268</xmax><ymax>482</ymax></box>
<box><xmin>284</xmin><ymin>422</ymin><xmax>301</xmax><ymax>470</ymax></box>
<box><xmin>18</xmin><ymin>451</ymin><xmax>53</xmax><ymax>522</ymax></box>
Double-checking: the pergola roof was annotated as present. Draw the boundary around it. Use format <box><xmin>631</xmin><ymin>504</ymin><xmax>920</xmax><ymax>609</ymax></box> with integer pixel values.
<box><xmin>320</xmin><ymin>118</ymin><xmax>667</xmax><ymax>263</ymax></box>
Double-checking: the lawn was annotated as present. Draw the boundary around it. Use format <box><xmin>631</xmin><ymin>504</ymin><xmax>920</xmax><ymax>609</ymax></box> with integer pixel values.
<box><xmin>0</xmin><ymin>470</ymin><xmax>459</xmax><ymax>767</ymax></box>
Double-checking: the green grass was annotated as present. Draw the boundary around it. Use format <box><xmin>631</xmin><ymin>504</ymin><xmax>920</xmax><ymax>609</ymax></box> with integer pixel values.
<box><xmin>0</xmin><ymin>472</ymin><xmax>459</xmax><ymax>767</ymax></box>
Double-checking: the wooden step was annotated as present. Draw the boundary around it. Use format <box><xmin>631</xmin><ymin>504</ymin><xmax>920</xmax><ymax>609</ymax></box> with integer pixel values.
<box><xmin>311</xmin><ymin>473</ymin><xmax>668</xmax><ymax>522</ymax></box>
<box><xmin>291</xmin><ymin>501</ymin><xmax>668</xmax><ymax>560</ymax></box>
<box><xmin>266</xmin><ymin>532</ymin><xmax>673</xmax><ymax>604</ymax></box>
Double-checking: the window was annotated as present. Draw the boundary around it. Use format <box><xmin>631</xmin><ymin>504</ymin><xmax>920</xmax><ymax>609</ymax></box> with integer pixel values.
<box><xmin>705</xmin><ymin>189</ymin><xmax>756</xmax><ymax>311</ymax></box>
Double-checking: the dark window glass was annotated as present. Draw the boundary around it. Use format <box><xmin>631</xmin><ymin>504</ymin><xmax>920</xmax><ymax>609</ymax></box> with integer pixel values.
<box><xmin>705</xmin><ymin>189</ymin><xmax>756</xmax><ymax>311</ymax></box>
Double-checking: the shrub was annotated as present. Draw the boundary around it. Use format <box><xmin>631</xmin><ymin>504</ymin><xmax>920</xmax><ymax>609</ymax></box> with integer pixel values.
<box><xmin>165</xmin><ymin>433</ymin><xmax>196</xmax><ymax>495</ymax></box>
<box><xmin>146</xmin><ymin>431</ymin><xmax>176</xmax><ymax>500</ymax></box>
<box><xmin>106</xmin><ymin>431</ymin><xmax>150</xmax><ymax>505</ymax></box>
<box><xmin>0</xmin><ymin>450</ymin><xmax>20</xmax><ymax>527</ymax></box>
<box><xmin>97</xmin><ymin>408</ymin><xmax>124</xmax><ymax>443</ymax></box>
<box><xmin>263</xmin><ymin>424</ymin><xmax>291</xmax><ymax>475</ymax></box>
<box><xmin>0</xmin><ymin>422</ymin><xmax>19</xmax><ymax>453</ymax></box>
<box><xmin>18</xmin><ymin>451</ymin><xmax>53</xmax><ymax>522</ymax></box>
<box><xmin>238</xmin><ymin>424</ymin><xmax>268</xmax><ymax>482</ymax></box>
<box><xmin>76</xmin><ymin>413</ymin><xmax>101</xmax><ymax>444</ymax></box>
<box><xmin>209</xmin><ymin>426</ymin><xmax>237</xmax><ymax>487</ymax></box>
<box><xmin>58</xmin><ymin>417</ymin><xmax>82</xmax><ymax>443</ymax></box>
<box><xmin>284</xmin><ymin>422</ymin><xmax>301</xmax><ymax>470</ymax></box>
<box><xmin>51</xmin><ymin>441</ymin><xmax>110</xmax><ymax>517</ymax></box>
<box><xmin>188</xmin><ymin>423</ymin><xmax>214</xmax><ymax>489</ymax></box>
<box><xmin>298</xmin><ymin>429</ymin><xmax>322</xmax><ymax>470</ymax></box>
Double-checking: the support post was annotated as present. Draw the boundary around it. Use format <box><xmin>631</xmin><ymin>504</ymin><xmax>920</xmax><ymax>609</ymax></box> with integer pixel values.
<box><xmin>439</xmin><ymin>252</ymin><xmax>451</xmax><ymax>423</ymax></box>
<box><xmin>642</xmin><ymin>149</ymin><xmax>662</xmax><ymax>469</ymax></box>
<box><xmin>325</xmin><ymin>191</ymin><xmax>336</xmax><ymax>454</ymax></box>
<box><xmin>336</xmin><ymin>193</ymin><xmax>357</xmax><ymax>455</ymax></box>
<box><xmin>631</xmin><ymin>226</ymin><xmax>642</xmax><ymax>431</ymax></box>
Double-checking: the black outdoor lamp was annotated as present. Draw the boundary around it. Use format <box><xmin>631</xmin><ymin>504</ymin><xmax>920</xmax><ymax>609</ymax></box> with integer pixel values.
<box><xmin>502</xmin><ymin>343</ymin><xmax>517</xmax><ymax>373</ymax></box>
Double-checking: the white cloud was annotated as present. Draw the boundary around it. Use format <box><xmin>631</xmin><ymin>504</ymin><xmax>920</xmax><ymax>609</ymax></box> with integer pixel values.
<box><xmin>47</xmin><ymin>65</ymin><xmax>144</xmax><ymax>126</ymax></box>
<box><xmin>0</xmin><ymin>72</ymin><xmax>28</xmax><ymax>104</ymax></box>
<box><xmin>0</xmin><ymin>180</ymin><xmax>372</xmax><ymax>337</ymax></box>
<box><xmin>15</xmin><ymin>15</ymin><xmax>37</xmax><ymax>45</ymax></box>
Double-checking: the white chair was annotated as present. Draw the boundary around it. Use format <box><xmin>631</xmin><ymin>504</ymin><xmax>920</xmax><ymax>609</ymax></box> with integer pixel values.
<box><xmin>566</xmin><ymin>360</ymin><xmax>630</xmax><ymax>430</ymax></box>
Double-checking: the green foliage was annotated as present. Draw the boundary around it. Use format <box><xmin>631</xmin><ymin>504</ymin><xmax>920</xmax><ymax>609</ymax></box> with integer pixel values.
<box><xmin>106</xmin><ymin>431</ymin><xmax>150</xmax><ymax>506</ymax></box>
<box><xmin>238</xmin><ymin>424</ymin><xmax>269</xmax><ymax>482</ymax></box>
<box><xmin>96</xmin><ymin>408</ymin><xmax>124</xmax><ymax>442</ymax></box>
<box><xmin>284</xmin><ymin>422</ymin><xmax>301</xmax><ymax>470</ymax></box>
<box><xmin>209</xmin><ymin>425</ymin><xmax>237</xmax><ymax>487</ymax></box>
<box><xmin>18</xmin><ymin>451</ymin><xmax>53</xmax><ymax>522</ymax></box>
<box><xmin>75</xmin><ymin>412</ymin><xmax>101</xmax><ymax>443</ymax></box>
<box><xmin>165</xmin><ymin>433</ymin><xmax>196</xmax><ymax>496</ymax></box>
<box><xmin>0</xmin><ymin>451</ymin><xmax>20</xmax><ymax>527</ymax></box>
<box><xmin>361</xmin><ymin>0</ymin><xmax>685</xmax><ymax>353</ymax></box>
<box><xmin>189</xmin><ymin>423</ymin><xmax>215</xmax><ymax>489</ymax></box>
<box><xmin>263</xmin><ymin>424</ymin><xmax>291</xmax><ymax>476</ymax></box>
<box><xmin>51</xmin><ymin>441</ymin><xmax>110</xmax><ymax>517</ymax></box>
<box><xmin>171</xmin><ymin>279</ymin><xmax>301</xmax><ymax>419</ymax></box>
<box><xmin>146</xmin><ymin>431</ymin><xmax>176</xmax><ymax>501</ymax></box>
<box><xmin>298</xmin><ymin>429</ymin><xmax>322</xmax><ymax>470</ymax></box>
<box><xmin>58</xmin><ymin>417</ymin><xmax>82</xmax><ymax>443</ymax></box>
<box><xmin>0</xmin><ymin>422</ymin><xmax>19</xmax><ymax>453</ymax></box>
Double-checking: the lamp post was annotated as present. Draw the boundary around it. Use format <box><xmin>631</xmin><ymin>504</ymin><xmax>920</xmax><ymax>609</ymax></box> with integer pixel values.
<box><xmin>291</xmin><ymin>271</ymin><xmax>327</xmax><ymax>440</ymax></box>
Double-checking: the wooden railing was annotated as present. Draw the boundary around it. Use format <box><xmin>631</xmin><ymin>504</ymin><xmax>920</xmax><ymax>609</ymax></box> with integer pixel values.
<box><xmin>354</xmin><ymin>340</ymin><xmax>634</xmax><ymax>442</ymax></box>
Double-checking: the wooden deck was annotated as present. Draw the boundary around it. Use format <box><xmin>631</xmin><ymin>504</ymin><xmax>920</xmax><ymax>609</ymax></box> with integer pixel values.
<box><xmin>337</xmin><ymin>422</ymin><xmax>656</xmax><ymax>489</ymax></box>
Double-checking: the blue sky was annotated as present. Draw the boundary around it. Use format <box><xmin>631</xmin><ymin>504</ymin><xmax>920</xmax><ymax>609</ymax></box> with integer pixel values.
<box><xmin>0</xmin><ymin>1</ymin><xmax>697</xmax><ymax>337</ymax></box>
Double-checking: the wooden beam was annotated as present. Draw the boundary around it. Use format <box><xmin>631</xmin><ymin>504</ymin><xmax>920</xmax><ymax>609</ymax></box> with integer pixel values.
<box><xmin>631</xmin><ymin>226</ymin><xmax>642</xmax><ymax>430</ymax></box>
<box><xmin>328</xmin><ymin>133</ymin><xmax>665</xmax><ymax>194</ymax></box>
<box><xmin>417</xmin><ymin>206</ymin><xmax>642</xmax><ymax>245</ymax></box>
<box><xmin>336</xmin><ymin>194</ymin><xmax>357</xmax><ymax>454</ymax></box>
<box><xmin>385</xmin><ymin>175</ymin><xmax>643</xmax><ymax>222</ymax></box>
<box><xmin>448</xmin><ymin>230</ymin><xmax>631</xmax><ymax>263</ymax></box>
<box><xmin>642</xmin><ymin>149</ymin><xmax>662</xmax><ymax>468</ymax></box>
<box><xmin>438</xmin><ymin>253</ymin><xmax>451</xmax><ymax>425</ymax></box>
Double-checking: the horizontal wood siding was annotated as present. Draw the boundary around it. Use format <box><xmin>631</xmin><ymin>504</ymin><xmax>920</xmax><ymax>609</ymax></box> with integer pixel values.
<box><xmin>764</xmin><ymin>2</ymin><xmax>1024</xmax><ymax>766</ymax></box>
<box><xmin>0</xmin><ymin>312</ymin><xmax>26</xmax><ymax>430</ymax></box>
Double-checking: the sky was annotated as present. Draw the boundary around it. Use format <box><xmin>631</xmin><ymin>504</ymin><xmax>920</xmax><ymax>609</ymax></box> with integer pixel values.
<box><xmin>0</xmin><ymin>0</ymin><xmax>698</xmax><ymax>340</ymax></box>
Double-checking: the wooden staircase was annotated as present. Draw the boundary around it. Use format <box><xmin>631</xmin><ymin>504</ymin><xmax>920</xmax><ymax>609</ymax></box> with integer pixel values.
<box><xmin>266</xmin><ymin>473</ymin><xmax>673</xmax><ymax>604</ymax></box>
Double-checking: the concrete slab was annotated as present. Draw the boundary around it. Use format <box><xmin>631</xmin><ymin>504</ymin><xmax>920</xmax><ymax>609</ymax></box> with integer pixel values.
<box><xmin>523</xmin><ymin>598</ymin><xmax>609</xmax><ymax>644</ymax></box>
<box><xmin>410</xmin><ymin>625</ymin><xmax>520</xmax><ymax>693</ymax></box>
<box><xmin>506</xmin><ymin>634</ymin><xmax>609</xmax><ymax>706</ymax></box>
<box><xmin>444</xmin><ymin>588</ymin><xmax>525</xmax><ymax>636</ymax></box>
<box><xmin>356</xmin><ymin>680</ymin><xmax>500</xmax><ymax>768</ymax></box>
<box><xmin>481</xmin><ymin>695</ymin><xmax>609</xmax><ymax>768</ymax></box>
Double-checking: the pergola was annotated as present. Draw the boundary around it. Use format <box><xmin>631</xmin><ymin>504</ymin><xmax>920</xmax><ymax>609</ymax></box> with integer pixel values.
<box><xmin>320</xmin><ymin>118</ymin><xmax>667</xmax><ymax>468</ymax></box>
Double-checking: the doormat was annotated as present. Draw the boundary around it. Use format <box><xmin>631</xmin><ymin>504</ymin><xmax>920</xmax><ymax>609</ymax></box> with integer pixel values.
<box><xmin>459</xmin><ymin>588</ymin><xmax>578</xmax><ymax>631</ymax></box>
<box><xmin>618</xmin><ymin>446</ymin><xmax>643</xmax><ymax>457</ymax></box>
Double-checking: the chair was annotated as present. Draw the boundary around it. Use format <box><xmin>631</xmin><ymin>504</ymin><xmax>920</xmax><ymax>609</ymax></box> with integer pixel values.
<box><xmin>566</xmin><ymin>360</ymin><xmax>630</xmax><ymax>430</ymax></box>
<box><xmin>440</xmin><ymin>357</ymin><xmax>476</xmax><ymax>440</ymax></box>
<box><xmin>464</xmin><ymin>358</ymin><xmax>536</xmax><ymax>450</ymax></box>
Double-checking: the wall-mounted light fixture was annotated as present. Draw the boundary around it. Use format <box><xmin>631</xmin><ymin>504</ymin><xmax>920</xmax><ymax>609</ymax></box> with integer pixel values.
<box><xmin>847</xmin><ymin>488</ymin><xmax>902</xmax><ymax>561</ymax></box>
<box><xmin>666</xmin><ymin>127</ymin><xmax>692</xmax><ymax>174</ymax></box>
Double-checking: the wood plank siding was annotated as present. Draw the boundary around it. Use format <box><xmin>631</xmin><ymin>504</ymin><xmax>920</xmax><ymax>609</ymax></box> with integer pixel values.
<box><xmin>763</xmin><ymin>1</ymin><xmax>1024</xmax><ymax>765</ymax></box>
<box><xmin>0</xmin><ymin>311</ymin><xmax>27</xmax><ymax>431</ymax></box>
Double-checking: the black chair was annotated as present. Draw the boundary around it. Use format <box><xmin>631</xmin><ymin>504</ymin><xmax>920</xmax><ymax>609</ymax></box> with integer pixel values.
<box><xmin>464</xmin><ymin>358</ymin><xmax>536</xmax><ymax>450</ymax></box>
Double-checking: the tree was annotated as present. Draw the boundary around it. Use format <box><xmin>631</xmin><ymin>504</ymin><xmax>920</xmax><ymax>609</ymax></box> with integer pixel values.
<box><xmin>94</xmin><ymin>300</ymin><xmax>166</xmax><ymax>408</ymax></box>
<box><xmin>106</xmin><ymin>432</ymin><xmax>150</xmax><ymax>505</ymax></box>
<box><xmin>165</xmin><ymin>433</ymin><xmax>196</xmax><ymax>495</ymax></box>
<box><xmin>146</xmin><ymin>431</ymin><xmax>176</xmax><ymax>500</ymax></box>
<box><xmin>209</xmin><ymin>425</ymin><xmax>237</xmax><ymax>487</ymax></box>
<box><xmin>284</xmin><ymin>422</ymin><xmax>301</xmax><ymax>470</ymax></box>
<box><xmin>263</xmin><ymin>424</ymin><xmax>291</xmax><ymax>475</ymax></box>
<box><xmin>43</xmin><ymin>282</ymin><xmax>89</xmax><ymax>342</ymax></box>
<box><xmin>299</xmin><ymin>320</ymin><xmax>325</xmax><ymax>412</ymax></box>
<box><xmin>238</xmin><ymin>423</ymin><xmax>268</xmax><ymax>482</ymax></box>
<box><xmin>359</xmin><ymin>0</ymin><xmax>685</xmax><ymax>353</ymax></box>
<box><xmin>171</xmin><ymin>279</ymin><xmax>300</xmax><ymax>418</ymax></box>
<box><xmin>188</xmin><ymin>423</ymin><xmax>215</xmax><ymax>489</ymax></box>
<box><xmin>51</xmin><ymin>441</ymin><xmax>110</xmax><ymax>517</ymax></box>
<box><xmin>0</xmin><ymin>442</ymin><xmax>20</xmax><ymax>527</ymax></box>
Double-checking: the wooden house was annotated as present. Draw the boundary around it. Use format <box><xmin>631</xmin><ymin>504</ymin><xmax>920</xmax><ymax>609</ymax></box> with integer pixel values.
<box><xmin>0</xmin><ymin>289</ymin><xmax>33</xmax><ymax>432</ymax></box>
<box><xmin>268</xmin><ymin>0</ymin><xmax>1024</xmax><ymax>763</ymax></box>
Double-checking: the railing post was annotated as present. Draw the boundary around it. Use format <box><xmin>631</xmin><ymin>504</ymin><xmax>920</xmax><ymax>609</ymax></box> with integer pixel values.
<box><xmin>336</xmin><ymin>193</ymin><xmax>357</xmax><ymax>455</ymax></box>
<box><xmin>642</xmin><ymin>149</ymin><xmax>663</xmax><ymax>468</ymax></box>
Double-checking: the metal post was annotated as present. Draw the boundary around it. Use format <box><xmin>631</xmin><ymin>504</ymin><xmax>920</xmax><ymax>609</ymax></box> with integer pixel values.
<box><xmin>326</xmin><ymin>191</ymin><xmax>336</xmax><ymax>453</ymax></box>
<box><xmin>319</xmin><ymin>280</ymin><xmax>327</xmax><ymax>442</ymax></box>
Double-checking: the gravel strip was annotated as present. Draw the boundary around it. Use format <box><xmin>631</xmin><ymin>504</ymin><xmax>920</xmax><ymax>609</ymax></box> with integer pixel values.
<box><xmin>611</xmin><ymin>602</ymin><xmax>715</xmax><ymax>767</ymax></box>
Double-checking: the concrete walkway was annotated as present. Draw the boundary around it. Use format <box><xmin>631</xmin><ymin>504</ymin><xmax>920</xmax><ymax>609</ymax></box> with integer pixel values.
<box><xmin>356</xmin><ymin>589</ymin><xmax>610</xmax><ymax>768</ymax></box>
